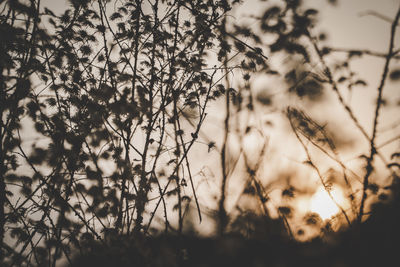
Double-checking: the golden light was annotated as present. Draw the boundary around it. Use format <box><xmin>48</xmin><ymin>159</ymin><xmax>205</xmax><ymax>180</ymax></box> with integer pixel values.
<box><xmin>310</xmin><ymin>186</ymin><xmax>346</xmax><ymax>220</ymax></box>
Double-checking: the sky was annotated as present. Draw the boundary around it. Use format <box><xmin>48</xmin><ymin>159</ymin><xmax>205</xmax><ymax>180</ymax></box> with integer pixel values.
<box><xmin>25</xmin><ymin>0</ymin><xmax>400</xmax><ymax>238</ymax></box>
<box><xmin>189</xmin><ymin>0</ymin><xmax>400</xmax><ymax>237</ymax></box>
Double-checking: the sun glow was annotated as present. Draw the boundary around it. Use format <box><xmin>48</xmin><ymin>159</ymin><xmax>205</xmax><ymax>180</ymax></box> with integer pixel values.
<box><xmin>310</xmin><ymin>186</ymin><xmax>346</xmax><ymax>220</ymax></box>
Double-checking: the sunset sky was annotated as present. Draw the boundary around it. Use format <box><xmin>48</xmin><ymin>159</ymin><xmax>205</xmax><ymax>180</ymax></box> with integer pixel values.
<box><xmin>189</xmin><ymin>0</ymin><xmax>400</xmax><ymax>237</ymax></box>
<box><xmin>3</xmin><ymin>1</ymin><xmax>400</xmax><ymax>266</ymax></box>
<box><xmin>34</xmin><ymin>0</ymin><xmax>400</xmax><ymax>238</ymax></box>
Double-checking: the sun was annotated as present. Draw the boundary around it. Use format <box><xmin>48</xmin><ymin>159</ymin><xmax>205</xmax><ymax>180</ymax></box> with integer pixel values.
<box><xmin>310</xmin><ymin>186</ymin><xmax>346</xmax><ymax>220</ymax></box>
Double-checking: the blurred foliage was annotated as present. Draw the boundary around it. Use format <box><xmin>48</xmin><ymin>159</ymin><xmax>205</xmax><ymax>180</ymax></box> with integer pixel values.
<box><xmin>1</xmin><ymin>0</ymin><xmax>400</xmax><ymax>266</ymax></box>
<box><xmin>69</xmin><ymin>178</ymin><xmax>400</xmax><ymax>266</ymax></box>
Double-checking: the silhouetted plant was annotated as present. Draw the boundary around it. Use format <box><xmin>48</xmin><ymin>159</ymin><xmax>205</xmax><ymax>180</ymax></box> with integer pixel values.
<box><xmin>216</xmin><ymin>0</ymin><xmax>400</xmax><ymax>243</ymax></box>
<box><xmin>1</xmin><ymin>0</ymin><xmax>400</xmax><ymax>266</ymax></box>
<box><xmin>0</xmin><ymin>0</ymin><xmax>269</xmax><ymax>265</ymax></box>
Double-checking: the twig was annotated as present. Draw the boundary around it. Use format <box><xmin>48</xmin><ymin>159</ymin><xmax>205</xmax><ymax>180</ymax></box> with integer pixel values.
<box><xmin>358</xmin><ymin>5</ymin><xmax>400</xmax><ymax>224</ymax></box>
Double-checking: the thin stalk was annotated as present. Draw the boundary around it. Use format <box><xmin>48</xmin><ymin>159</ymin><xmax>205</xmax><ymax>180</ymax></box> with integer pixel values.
<box><xmin>358</xmin><ymin>5</ymin><xmax>400</xmax><ymax>223</ymax></box>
